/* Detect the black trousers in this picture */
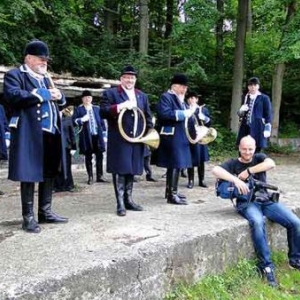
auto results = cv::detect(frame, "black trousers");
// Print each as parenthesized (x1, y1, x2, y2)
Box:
(85, 135, 104, 177)
(43, 132, 62, 179)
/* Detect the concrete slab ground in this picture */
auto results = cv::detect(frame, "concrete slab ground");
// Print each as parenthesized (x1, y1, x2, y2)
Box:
(0, 156, 299, 300)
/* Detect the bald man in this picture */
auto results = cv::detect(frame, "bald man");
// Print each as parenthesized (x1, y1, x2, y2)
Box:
(212, 135, 300, 288)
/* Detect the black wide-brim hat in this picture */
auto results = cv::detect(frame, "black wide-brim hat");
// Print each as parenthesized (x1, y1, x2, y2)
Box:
(81, 90, 92, 98)
(171, 73, 188, 86)
(24, 40, 50, 60)
(120, 66, 138, 77)
(248, 77, 260, 85)
(186, 91, 201, 99)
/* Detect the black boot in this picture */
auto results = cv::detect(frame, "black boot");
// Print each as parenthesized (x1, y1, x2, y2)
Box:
(85, 156, 93, 185)
(38, 179, 69, 223)
(167, 169, 188, 205)
(145, 155, 156, 182)
(96, 152, 108, 182)
(165, 171, 186, 199)
(198, 163, 208, 188)
(124, 175, 143, 211)
(21, 182, 41, 233)
(180, 169, 187, 178)
(113, 174, 126, 216)
(187, 168, 194, 189)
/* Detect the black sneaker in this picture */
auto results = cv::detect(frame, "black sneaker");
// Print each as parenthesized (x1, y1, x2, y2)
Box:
(261, 267, 278, 287)
(289, 260, 300, 270)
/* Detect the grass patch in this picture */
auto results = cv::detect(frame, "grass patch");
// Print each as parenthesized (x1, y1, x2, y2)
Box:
(165, 251, 300, 300)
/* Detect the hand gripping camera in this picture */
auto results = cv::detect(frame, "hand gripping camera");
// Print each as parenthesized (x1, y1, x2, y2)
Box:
(216, 175, 280, 203)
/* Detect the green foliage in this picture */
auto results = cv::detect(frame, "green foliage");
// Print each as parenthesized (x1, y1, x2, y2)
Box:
(165, 251, 300, 300)
(278, 120, 299, 138)
(209, 126, 237, 161)
(266, 143, 295, 155)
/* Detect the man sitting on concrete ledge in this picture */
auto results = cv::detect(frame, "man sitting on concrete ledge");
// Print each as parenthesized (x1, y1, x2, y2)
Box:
(212, 135, 300, 288)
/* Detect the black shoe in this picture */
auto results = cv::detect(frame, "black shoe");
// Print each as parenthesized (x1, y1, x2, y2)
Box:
(177, 193, 187, 199)
(146, 175, 157, 182)
(199, 181, 208, 188)
(187, 181, 194, 189)
(38, 212, 69, 224)
(22, 216, 41, 233)
(0, 190, 5, 196)
(260, 267, 278, 287)
(67, 187, 75, 192)
(87, 177, 93, 185)
(167, 195, 188, 205)
(96, 177, 109, 183)
(289, 260, 300, 270)
(125, 202, 143, 211)
(117, 209, 126, 216)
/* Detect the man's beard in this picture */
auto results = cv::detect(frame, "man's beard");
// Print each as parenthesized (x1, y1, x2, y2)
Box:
(35, 65, 47, 75)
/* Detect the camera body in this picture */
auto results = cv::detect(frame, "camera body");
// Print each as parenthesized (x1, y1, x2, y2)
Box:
(249, 177, 280, 203)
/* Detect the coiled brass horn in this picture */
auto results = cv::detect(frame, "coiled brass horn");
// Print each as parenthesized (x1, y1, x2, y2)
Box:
(118, 107, 160, 149)
(184, 113, 217, 145)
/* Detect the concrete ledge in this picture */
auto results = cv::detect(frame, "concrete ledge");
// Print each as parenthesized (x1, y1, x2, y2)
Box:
(0, 162, 299, 299)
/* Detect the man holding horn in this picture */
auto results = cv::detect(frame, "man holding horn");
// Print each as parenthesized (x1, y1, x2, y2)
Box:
(101, 66, 154, 216)
(3, 39, 68, 233)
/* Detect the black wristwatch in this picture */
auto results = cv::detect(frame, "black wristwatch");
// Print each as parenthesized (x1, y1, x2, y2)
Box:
(247, 168, 252, 176)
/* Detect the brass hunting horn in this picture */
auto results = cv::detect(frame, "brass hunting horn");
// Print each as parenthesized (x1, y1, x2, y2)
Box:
(118, 107, 160, 149)
(184, 106, 217, 145)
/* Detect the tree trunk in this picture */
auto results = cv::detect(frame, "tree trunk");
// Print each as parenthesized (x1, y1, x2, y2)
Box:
(139, 0, 149, 55)
(103, 0, 118, 34)
(230, 0, 249, 133)
(165, 0, 174, 68)
(271, 1, 297, 141)
(271, 63, 285, 142)
(215, 0, 224, 74)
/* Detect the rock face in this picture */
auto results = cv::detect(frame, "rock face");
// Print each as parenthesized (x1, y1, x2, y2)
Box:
(0, 160, 299, 299)
(0, 65, 120, 98)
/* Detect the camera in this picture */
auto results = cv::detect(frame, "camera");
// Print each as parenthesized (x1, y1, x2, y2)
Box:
(249, 177, 280, 203)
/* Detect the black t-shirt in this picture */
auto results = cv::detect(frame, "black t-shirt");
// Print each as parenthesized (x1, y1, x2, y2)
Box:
(220, 153, 268, 183)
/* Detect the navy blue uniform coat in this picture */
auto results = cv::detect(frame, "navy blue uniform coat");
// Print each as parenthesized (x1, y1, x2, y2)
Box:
(155, 92, 192, 169)
(237, 93, 272, 149)
(73, 104, 106, 154)
(101, 86, 153, 175)
(3, 66, 66, 182)
(0, 104, 9, 161)
(189, 106, 210, 166)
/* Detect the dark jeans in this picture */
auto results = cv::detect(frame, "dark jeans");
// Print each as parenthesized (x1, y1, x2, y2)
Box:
(236, 200, 300, 270)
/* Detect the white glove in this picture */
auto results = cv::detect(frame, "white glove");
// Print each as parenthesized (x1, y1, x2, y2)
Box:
(198, 112, 210, 123)
(81, 114, 90, 122)
(263, 123, 271, 138)
(70, 150, 76, 156)
(239, 104, 249, 112)
(5, 139, 10, 148)
(183, 109, 194, 118)
(118, 100, 135, 111)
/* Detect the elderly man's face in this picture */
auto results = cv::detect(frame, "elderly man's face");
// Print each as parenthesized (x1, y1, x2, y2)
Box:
(25, 55, 48, 75)
(172, 84, 188, 96)
(120, 74, 136, 90)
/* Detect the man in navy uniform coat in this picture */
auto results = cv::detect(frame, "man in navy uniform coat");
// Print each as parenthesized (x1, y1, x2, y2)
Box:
(155, 74, 197, 205)
(237, 77, 272, 152)
(3, 40, 68, 233)
(73, 90, 106, 185)
(101, 66, 153, 216)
